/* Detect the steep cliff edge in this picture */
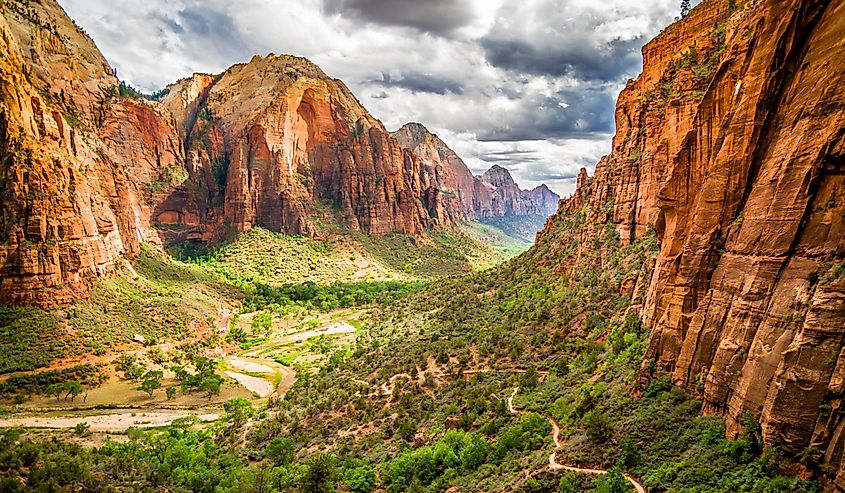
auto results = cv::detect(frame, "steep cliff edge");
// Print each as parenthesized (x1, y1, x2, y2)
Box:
(547, 0, 845, 483)
(0, 0, 151, 305)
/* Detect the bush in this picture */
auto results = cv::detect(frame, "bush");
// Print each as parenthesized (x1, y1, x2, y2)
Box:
(267, 437, 296, 466)
(584, 409, 612, 442)
(343, 463, 376, 493)
(223, 398, 254, 426)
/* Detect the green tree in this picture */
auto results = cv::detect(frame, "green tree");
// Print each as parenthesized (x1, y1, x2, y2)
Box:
(138, 370, 163, 398)
(170, 364, 189, 382)
(223, 398, 254, 427)
(459, 435, 490, 470)
(63, 381, 83, 402)
(300, 454, 337, 493)
(227, 323, 248, 344)
(521, 367, 539, 388)
(618, 436, 638, 467)
(594, 467, 629, 493)
(343, 463, 376, 493)
(741, 410, 763, 455)
(266, 437, 296, 466)
(116, 354, 145, 381)
(165, 386, 176, 400)
(584, 409, 612, 442)
(200, 374, 223, 400)
(46, 383, 65, 402)
(559, 473, 578, 493)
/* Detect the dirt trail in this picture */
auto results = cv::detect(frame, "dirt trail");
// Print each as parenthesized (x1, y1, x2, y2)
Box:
(508, 387, 647, 493)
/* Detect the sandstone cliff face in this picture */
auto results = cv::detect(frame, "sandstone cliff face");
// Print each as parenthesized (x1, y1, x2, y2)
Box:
(392, 123, 560, 221)
(391, 122, 482, 222)
(0, 2, 453, 304)
(548, 0, 845, 483)
(153, 56, 467, 240)
(0, 0, 147, 305)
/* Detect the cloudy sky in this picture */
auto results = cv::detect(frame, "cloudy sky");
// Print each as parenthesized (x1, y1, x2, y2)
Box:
(62, 0, 689, 196)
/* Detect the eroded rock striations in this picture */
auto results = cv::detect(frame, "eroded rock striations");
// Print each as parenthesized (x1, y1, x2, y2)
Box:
(0, 0, 150, 305)
(546, 0, 845, 483)
(157, 56, 456, 241)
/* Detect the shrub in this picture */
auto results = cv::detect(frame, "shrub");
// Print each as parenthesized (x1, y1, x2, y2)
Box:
(584, 409, 612, 442)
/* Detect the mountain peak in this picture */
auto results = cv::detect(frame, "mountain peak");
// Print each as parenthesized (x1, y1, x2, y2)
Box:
(393, 122, 436, 149)
(480, 165, 516, 188)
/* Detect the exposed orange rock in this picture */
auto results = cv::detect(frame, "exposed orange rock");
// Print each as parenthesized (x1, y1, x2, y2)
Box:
(153, 56, 482, 240)
(0, 0, 142, 305)
(549, 0, 845, 484)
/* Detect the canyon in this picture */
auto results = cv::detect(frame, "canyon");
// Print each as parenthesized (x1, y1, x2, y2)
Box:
(1, 0, 844, 489)
(0, 0, 556, 306)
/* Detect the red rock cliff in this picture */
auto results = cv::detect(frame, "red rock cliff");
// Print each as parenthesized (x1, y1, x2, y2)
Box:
(151, 56, 462, 241)
(3, 0, 552, 304)
(548, 0, 845, 483)
(0, 0, 153, 305)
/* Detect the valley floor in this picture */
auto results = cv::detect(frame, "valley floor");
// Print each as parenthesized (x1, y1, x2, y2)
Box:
(0, 223, 824, 493)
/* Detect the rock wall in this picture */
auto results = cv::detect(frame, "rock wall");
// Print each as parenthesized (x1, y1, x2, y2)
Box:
(0, 0, 142, 305)
(550, 0, 845, 484)
(151, 56, 493, 241)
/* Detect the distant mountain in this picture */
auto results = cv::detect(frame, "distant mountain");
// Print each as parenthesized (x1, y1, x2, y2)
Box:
(392, 123, 560, 221)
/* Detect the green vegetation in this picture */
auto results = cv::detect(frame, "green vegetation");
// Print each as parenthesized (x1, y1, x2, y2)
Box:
(243, 281, 419, 314)
(0, 364, 107, 399)
(0, 195, 819, 490)
(169, 226, 504, 286)
(460, 220, 533, 257)
(144, 163, 189, 194)
(177, 357, 224, 400)
(477, 214, 549, 244)
(0, 247, 243, 374)
(137, 370, 163, 398)
(118, 80, 170, 101)
(45, 381, 83, 402)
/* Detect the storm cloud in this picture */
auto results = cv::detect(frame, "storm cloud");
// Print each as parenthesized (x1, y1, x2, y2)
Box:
(369, 72, 466, 95)
(61, 0, 691, 195)
(475, 90, 616, 141)
(323, 0, 478, 35)
(480, 37, 645, 82)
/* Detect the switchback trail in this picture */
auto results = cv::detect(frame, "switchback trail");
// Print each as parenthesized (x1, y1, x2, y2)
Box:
(507, 388, 646, 493)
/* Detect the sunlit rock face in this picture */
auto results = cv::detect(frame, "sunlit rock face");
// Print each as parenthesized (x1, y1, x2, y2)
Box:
(545, 0, 845, 483)
(0, 1, 513, 304)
